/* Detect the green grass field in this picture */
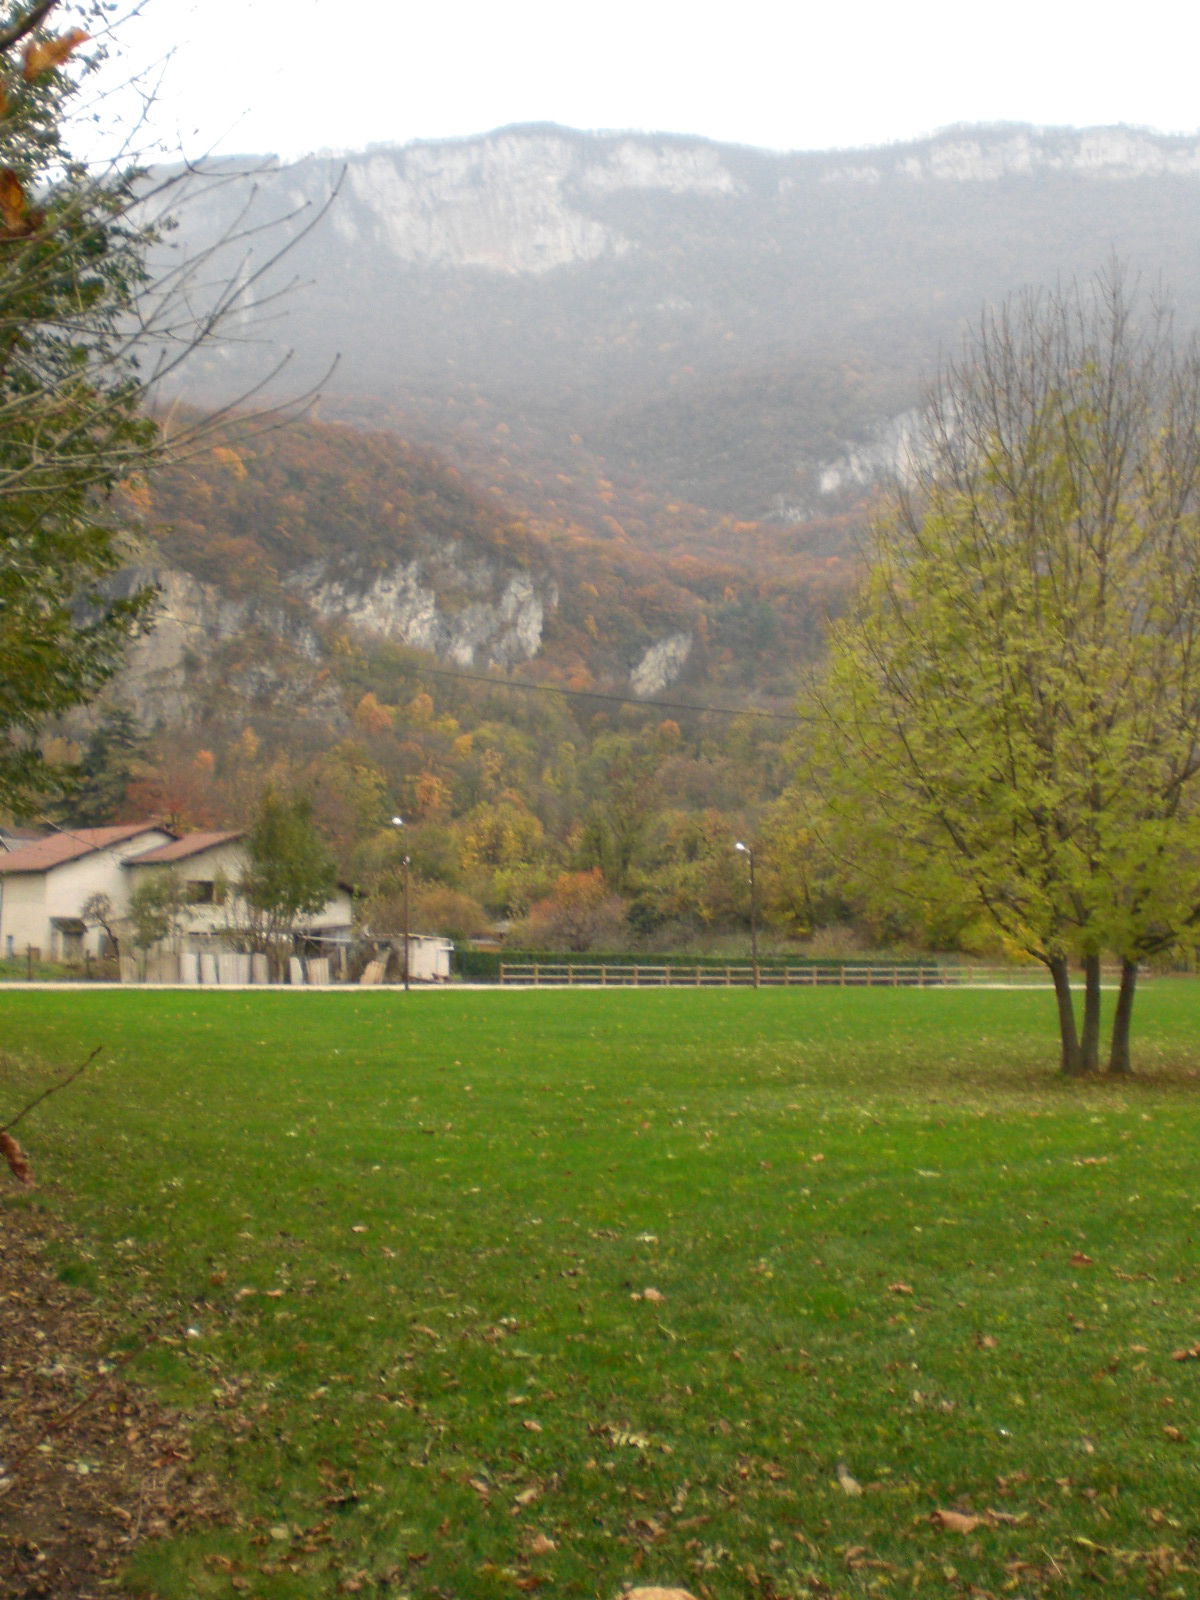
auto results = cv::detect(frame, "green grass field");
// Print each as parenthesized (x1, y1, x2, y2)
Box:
(4, 986, 1200, 1599)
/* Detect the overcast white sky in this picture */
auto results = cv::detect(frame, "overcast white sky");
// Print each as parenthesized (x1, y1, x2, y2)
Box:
(73, 0, 1200, 164)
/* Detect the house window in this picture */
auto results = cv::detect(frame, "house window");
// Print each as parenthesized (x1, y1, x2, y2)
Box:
(187, 880, 215, 904)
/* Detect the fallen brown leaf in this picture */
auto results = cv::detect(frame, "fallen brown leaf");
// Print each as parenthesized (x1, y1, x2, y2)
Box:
(0, 1129, 34, 1186)
(930, 1509, 982, 1533)
(620, 1589, 701, 1600)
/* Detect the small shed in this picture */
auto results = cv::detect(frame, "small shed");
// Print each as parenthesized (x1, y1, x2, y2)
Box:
(407, 934, 454, 981)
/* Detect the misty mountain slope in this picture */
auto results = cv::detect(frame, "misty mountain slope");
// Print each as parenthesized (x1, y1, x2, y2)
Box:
(163, 122, 1200, 530)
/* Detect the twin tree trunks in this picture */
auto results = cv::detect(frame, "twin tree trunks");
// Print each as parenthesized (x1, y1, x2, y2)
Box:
(1050, 955, 1136, 1076)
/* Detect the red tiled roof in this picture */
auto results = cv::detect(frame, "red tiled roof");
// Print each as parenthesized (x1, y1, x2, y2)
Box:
(0, 826, 46, 848)
(125, 831, 244, 865)
(0, 824, 173, 875)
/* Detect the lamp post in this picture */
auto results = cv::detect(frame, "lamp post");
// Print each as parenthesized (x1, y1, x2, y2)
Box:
(735, 840, 759, 989)
(391, 816, 410, 991)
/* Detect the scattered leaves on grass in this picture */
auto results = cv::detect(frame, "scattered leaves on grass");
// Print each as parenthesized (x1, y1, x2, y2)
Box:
(1171, 1343, 1200, 1360)
(888, 1282, 914, 1295)
(0, 1205, 222, 1598)
(1069, 1251, 1095, 1267)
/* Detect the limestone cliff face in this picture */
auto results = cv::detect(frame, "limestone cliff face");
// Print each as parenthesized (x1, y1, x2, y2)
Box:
(111, 542, 560, 722)
(110, 566, 321, 724)
(334, 127, 740, 276)
(630, 632, 693, 698)
(815, 409, 929, 500)
(294, 546, 556, 669)
(820, 125, 1200, 186)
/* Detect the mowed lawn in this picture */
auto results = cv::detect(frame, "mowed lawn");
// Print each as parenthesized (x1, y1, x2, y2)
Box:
(4, 985, 1200, 1599)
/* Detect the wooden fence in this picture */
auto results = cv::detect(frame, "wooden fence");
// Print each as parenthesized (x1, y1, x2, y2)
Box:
(496, 962, 1133, 989)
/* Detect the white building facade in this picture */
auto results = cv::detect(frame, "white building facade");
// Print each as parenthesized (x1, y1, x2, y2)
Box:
(0, 824, 174, 960)
(0, 824, 354, 966)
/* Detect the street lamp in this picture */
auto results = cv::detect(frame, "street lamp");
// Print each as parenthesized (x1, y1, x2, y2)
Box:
(391, 816, 410, 992)
(735, 840, 759, 989)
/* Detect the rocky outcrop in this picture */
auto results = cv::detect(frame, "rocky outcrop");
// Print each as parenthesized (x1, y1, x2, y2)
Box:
(820, 124, 1200, 186)
(108, 566, 321, 724)
(630, 631, 693, 697)
(815, 408, 929, 499)
(292, 548, 556, 669)
(336, 127, 740, 276)
(109, 539, 559, 724)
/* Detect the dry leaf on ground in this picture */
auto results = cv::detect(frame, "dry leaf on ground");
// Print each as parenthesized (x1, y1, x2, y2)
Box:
(621, 1589, 701, 1600)
(930, 1509, 982, 1533)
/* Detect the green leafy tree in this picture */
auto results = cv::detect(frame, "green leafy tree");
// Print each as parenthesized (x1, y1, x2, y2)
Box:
(126, 871, 187, 955)
(0, 4, 160, 809)
(0, 2, 325, 814)
(234, 791, 338, 973)
(809, 270, 1200, 1075)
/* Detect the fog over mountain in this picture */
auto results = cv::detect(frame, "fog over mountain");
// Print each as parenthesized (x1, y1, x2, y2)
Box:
(167, 121, 1200, 530)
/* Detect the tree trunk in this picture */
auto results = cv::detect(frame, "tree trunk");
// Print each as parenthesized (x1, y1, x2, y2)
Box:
(1080, 951, 1102, 1073)
(1108, 957, 1137, 1074)
(1050, 954, 1083, 1075)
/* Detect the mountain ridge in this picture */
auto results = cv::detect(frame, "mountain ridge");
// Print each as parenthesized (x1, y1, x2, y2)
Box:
(165, 119, 1200, 534)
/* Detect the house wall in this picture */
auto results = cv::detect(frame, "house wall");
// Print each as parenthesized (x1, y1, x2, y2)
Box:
(0, 874, 48, 959)
(0, 831, 174, 959)
(125, 845, 354, 950)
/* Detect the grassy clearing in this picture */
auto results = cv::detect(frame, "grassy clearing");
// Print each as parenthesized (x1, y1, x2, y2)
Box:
(3, 986, 1200, 1599)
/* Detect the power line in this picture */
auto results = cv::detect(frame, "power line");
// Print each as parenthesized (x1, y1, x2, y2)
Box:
(393, 659, 806, 722)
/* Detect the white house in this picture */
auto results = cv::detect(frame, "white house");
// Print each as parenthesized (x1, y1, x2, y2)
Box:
(124, 831, 354, 951)
(0, 823, 354, 964)
(0, 823, 174, 960)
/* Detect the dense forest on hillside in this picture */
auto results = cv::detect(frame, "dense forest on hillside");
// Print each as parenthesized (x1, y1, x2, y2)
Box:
(25, 415, 874, 956)
(143, 416, 854, 696)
